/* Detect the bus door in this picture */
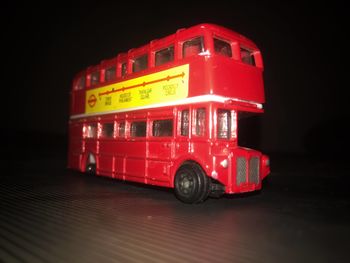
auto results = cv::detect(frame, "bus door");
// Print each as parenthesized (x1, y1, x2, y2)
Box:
(83, 122, 98, 170)
(147, 118, 175, 185)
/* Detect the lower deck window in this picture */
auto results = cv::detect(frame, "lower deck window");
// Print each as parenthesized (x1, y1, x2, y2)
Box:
(180, 110, 189, 136)
(131, 121, 146, 137)
(217, 110, 231, 139)
(84, 123, 97, 138)
(153, 119, 173, 137)
(118, 122, 125, 137)
(195, 108, 206, 136)
(101, 123, 114, 138)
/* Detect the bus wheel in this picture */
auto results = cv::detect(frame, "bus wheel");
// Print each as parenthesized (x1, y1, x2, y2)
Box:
(86, 163, 96, 175)
(174, 163, 210, 204)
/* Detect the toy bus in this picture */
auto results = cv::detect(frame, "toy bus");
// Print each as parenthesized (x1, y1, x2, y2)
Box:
(68, 23, 270, 203)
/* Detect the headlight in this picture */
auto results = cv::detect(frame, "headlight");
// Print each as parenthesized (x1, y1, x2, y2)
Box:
(220, 159, 228, 168)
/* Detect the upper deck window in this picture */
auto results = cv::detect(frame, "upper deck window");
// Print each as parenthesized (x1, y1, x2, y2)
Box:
(183, 37, 204, 58)
(155, 46, 174, 66)
(74, 76, 85, 90)
(214, 38, 232, 58)
(132, 55, 148, 73)
(240, 46, 255, 66)
(121, 62, 127, 77)
(105, 66, 116, 82)
(91, 71, 100, 86)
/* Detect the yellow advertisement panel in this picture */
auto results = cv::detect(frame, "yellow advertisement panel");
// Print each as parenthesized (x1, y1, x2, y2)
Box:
(85, 64, 189, 114)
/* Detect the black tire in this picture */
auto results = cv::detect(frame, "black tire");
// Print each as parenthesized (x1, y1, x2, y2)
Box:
(174, 162, 211, 204)
(86, 163, 96, 175)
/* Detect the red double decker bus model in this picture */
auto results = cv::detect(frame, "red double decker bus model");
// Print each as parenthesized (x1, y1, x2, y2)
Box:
(68, 23, 270, 203)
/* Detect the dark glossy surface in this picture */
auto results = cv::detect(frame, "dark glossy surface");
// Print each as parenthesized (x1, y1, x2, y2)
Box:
(1, 157, 349, 263)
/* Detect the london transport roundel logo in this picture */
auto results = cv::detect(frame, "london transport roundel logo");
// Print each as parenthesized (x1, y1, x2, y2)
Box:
(88, 94, 97, 107)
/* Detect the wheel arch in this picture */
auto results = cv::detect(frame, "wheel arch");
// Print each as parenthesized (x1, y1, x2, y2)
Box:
(171, 157, 208, 188)
(81, 152, 97, 172)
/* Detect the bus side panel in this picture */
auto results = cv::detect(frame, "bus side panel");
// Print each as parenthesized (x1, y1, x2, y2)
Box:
(147, 139, 173, 186)
(97, 139, 115, 177)
(124, 141, 146, 183)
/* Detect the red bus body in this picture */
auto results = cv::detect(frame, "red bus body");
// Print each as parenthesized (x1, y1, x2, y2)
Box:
(68, 24, 270, 203)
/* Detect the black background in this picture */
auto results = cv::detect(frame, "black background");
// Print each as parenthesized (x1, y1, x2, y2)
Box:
(1, 3, 349, 261)
(2, 1, 348, 158)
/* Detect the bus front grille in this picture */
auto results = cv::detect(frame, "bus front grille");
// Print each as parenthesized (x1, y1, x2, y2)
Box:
(236, 156, 260, 186)
(236, 157, 247, 185)
(249, 157, 260, 184)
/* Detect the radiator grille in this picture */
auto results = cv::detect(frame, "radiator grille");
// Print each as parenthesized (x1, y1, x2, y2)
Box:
(236, 157, 247, 185)
(249, 157, 260, 184)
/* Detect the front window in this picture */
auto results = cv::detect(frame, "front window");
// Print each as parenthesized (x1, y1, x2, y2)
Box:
(240, 46, 255, 66)
(183, 37, 204, 58)
(133, 55, 148, 73)
(214, 38, 232, 58)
